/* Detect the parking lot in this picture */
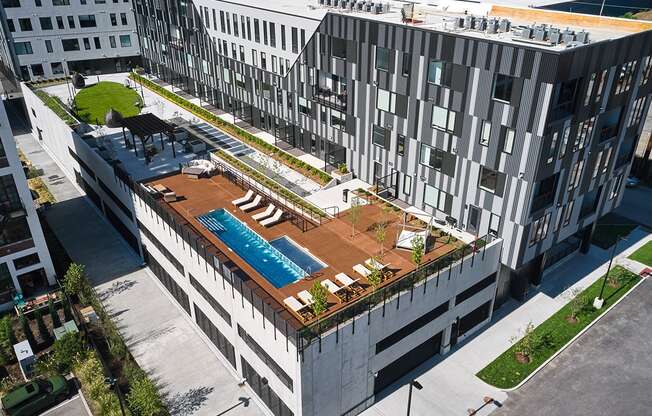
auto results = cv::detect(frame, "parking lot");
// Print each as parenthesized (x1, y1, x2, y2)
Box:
(495, 278, 652, 416)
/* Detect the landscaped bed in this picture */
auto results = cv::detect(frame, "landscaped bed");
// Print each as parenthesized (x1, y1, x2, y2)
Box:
(73, 81, 142, 125)
(628, 241, 652, 267)
(476, 265, 640, 389)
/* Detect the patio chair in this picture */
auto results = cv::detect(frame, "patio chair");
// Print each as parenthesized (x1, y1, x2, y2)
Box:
(260, 208, 284, 227)
(335, 272, 363, 295)
(353, 264, 371, 278)
(365, 258, 389, 271)
(240, 194, 262, 212)
(163, 191, 177, 202)
(283, 295, 312, 321)
(321, 279, 347, 302)
(297, 290, 314, 306)
(252, 204, 276, 221)
(232, 189, 254, 206)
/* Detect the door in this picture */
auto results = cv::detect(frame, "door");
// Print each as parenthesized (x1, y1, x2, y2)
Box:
(373, 161, 383, 183)
(467, 205, 481, 235)
(450, 317, 460, 347)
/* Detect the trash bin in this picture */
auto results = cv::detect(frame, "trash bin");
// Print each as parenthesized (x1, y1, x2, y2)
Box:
(342, 188, 349, 203)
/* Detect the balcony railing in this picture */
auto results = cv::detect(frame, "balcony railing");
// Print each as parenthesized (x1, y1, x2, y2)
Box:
(312, 86, 347, 111)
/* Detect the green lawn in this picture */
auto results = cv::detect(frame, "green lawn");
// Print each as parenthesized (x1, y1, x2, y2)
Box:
(629, 241, 652, 267)
(73, 81, 142, 125)
(591, 213, 638, 249)
(476, 266, 640, 389)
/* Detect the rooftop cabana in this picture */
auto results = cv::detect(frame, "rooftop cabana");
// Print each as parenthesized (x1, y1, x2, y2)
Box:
(121, 113, 176, 164)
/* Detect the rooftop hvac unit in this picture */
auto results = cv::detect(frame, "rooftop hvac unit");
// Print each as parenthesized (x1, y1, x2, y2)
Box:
(562, 31, 575, 44)
(373, 4, 382, 13)
(366, 2, 373, 12)
(498, 18, 511, 32)
(355, 1, 364, 11)
(325, 0, 332, 6)
(455, 17, 465, 28)
(519, 27, 532, 39)
(549, 28, 561, 45)
(383, 2, 390, 13)
(464, 15, 474, 29)
(486, 19, 498, 34)
(576, 30, 589, 44)
(318, 0, 325, 5)
(534, 27, 547, 41)
(473, 17, 487, 31)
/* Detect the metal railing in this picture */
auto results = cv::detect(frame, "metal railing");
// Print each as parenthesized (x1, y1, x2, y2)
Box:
(312, 85, 347, 111)
(296, 233, 500, 349)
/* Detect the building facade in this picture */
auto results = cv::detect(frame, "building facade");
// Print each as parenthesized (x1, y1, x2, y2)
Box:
(0, 101, 55, 308)
(134, 0, 652, 300)
(0, 0, 141, 81)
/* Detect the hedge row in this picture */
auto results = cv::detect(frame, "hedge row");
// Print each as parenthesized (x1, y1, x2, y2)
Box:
(128, 73, 333, 185)
(215, 149, 327, 218)
(34, 90, 77, 125)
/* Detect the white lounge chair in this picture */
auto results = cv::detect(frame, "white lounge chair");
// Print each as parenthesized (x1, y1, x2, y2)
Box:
(336, 272, 363, 295)
(353, 264, 371, 278)
(365, 258, 389, 271)
(232, 189, 254, 206)
(283, 296, 306, 312)
(252, 204, 275, 221)
(260, 208, 283, 227)
(297, 290, 314, 306)
(322, 279, 347, 302)
(240, 194, 262, 212)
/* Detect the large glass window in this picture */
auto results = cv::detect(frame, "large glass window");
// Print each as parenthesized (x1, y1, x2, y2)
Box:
(119, 35, 131, 48)
(78, 15, 96, 28)
(424, 184, 447, 211)
(332, 37, 346, 59)
(419, 143, 443, 170)
(372, 125, 388, 148)
(492, 74, 514, 102)
(529, 213, 551, 246)
(39, 17, 52, 30)
(479, 121, 491, 146)
(376, 89, 396, 113)
(14, 42, 33, 55)
(503, 127, 515, 154)
(479, 166, 499, 193)
(376, 46, 390, 71)
(18, 18, 32, 31)
(427, 60, 443, 85)
(431, 106, 455, 132)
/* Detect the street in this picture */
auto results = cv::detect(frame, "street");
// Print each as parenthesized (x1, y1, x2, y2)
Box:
(495, 278, 652, 416)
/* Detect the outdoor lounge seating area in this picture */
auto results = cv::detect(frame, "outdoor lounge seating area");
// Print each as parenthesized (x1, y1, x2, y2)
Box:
(146, 171, 469, 325)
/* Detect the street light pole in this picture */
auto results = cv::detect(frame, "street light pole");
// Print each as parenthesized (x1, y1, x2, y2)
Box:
(594, 235, 625, 309)
(406, 380, 422, 416)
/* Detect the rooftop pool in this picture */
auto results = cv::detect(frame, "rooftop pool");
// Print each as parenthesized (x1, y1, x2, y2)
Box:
(196, 209, 324, 288)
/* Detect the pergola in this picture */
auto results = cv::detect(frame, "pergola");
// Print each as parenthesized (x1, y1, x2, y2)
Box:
(121, 113, 176, 164)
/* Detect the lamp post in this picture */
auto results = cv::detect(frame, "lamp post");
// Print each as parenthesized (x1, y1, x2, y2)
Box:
(104, 377, 127, 416)
(406, 380, 422, 416)
(594, 234, 626, 309)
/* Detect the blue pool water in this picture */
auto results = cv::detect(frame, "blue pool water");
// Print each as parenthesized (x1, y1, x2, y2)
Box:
(270, 236, 325, 275)
(196, 209, 313, 288)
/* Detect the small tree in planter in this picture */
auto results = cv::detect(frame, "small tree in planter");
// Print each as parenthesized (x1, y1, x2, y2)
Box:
(348, 202, 362, 238)
(309, 281, 328, 320)
(34, 309, 52, 345)
(566, 287, 588, 324)
(510, 322, 537, 364)
(63, 263, 86, 300)
(374, 221, 388, 257)
(48, 299, 61, 328)
(367, 263, 383, 298)
(411, 235, 425, 279)
(19, 313, 35, 349)
(607, 267, 626, 288)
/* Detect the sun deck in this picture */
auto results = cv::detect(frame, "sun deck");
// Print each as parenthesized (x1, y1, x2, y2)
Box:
(146, 171, 468, 325)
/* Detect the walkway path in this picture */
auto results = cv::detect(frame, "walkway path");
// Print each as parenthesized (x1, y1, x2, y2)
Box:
(15, 131, 263, 416)
(362, 228, 652, 416)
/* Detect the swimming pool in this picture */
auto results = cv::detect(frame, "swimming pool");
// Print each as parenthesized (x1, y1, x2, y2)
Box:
(196, 209, 319, 288)
(270, 236, 325, 275)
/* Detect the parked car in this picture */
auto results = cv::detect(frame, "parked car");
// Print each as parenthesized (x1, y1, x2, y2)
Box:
(1, 375, 69, 416)
(626, 176, 640, 187)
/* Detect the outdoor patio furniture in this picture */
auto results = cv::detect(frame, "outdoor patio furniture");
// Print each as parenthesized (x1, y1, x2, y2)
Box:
(260, 208, 283, 227)
(240, 194, 262, 212)
(297, 290, 314, 306)
(152, 184, 167, 193)
(252, 204, 275, 221)
(232, 189, 254, 206)
(353, 264, 371, 278)
(321, 279, 347, 302)
(163, 191, 177, 202)
(335, 273, 363, 294)
(182, 166, 204, 179)
(283, 295, 312, 321)
(396, 229, 429, 250)
(365, 258, 390, 271)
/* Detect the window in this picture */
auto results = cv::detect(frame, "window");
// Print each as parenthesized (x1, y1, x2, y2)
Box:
(260, 52, 266, 70)
(45, 40, 53, 53)
(83, 38, 90, 50)
(78, 15, 96, 28)
(56, 16, 64, 29)
(568, 160, 584, 190)
(225, 12, 231, 35)
(93, 37, 100, 49)
(376, 89, 396, 113)
(301, 28, 306, 48)
(431, 105, 455, 132)
(237, 325, 293, 391)
(479, 121, 491, 146)
(120, 12, 127, 25)
(419, 143, 443, 170)
(592, 150, 603, 178)
(219, 11, 225, 32)
(615, 60, 637, 95)
(493, 74, 514, 102)
(251, 49, 257, 67)
(67, 16, 75, 28)
(119, 35, 131, 48)
(39, 17, 52, 30)
(234, 73, 245, 90)
(233, 14, 239, 37)
(610, 175, 623, 199)
(15, 42, 33, 55)
(18, 18, 32, 31)
(503, 127, 515, 154)
(627, 97, 646, 128)
(563, 200, 575, 226)
(424, 184, 448, 211)
(110, 13, 117, 26)
(1, 0, 20, 7)
(262, 20, 268, 45)
(397, 134, 406, 156)
(331, 37, 346, 59)
(529, 213, 551, 245)
(575, 116, 596, 150)
(599, 108, 622, 141)
(298, 97, 311, 116)
(269, 22, 276, 47)
(51, 62, 63, 75)
(455, 274, 497, 306)
(372, 125, 388, 148)
(602, 147, 612, 173)
(401, 53, 411, 76)
(376, 46, 390, 71)
(376, 300, 448, 354)
(13, 253, 39, 270)
(489, 213, 501, 235)
(254, 18, 260, 42)
(239, 45, 245, 62)
(641, 56, 652, 86)
(331, 109, 346, 130)
(427, 59, 443, 84)
(109, 36, 116, 48)
(6, 20, 14, 32)
(403, 174, 411, 195)
(479, 166, 499, 193)
(559, 126, 570, 159)
(231, 43, 237, 60)
(31, 64, 44, 77)
(548, 131, 558, 163)
(280, 24, 286, 50)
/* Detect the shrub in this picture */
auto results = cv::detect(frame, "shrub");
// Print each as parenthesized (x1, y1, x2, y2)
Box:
(34, 309, 51, 345)
(0, 316, 16, 362)
(62, 297, 74, 322)
(19, 314, 35, 349)
(127, 376, 166, 416)
(48, 332, 88, 374)
(48, 299, 62, 329)
(74, 354, 123, 416)
(33, 91, 77, 125)
(63, 263, 86, 299)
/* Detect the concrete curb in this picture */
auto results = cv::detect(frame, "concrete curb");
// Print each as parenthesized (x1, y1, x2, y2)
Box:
(501, 275, 647, 392)
(77, 386, 94, 416)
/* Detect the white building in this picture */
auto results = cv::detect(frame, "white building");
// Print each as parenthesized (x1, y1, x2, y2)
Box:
(0, 101, 55, 308)
(0, 0, 140, 80)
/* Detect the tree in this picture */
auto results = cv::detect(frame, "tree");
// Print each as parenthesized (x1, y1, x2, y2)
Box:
(567, 287, 588, 323)
(0, 316, 16, 363)
(309, 281, 328, 318)
(411, 235, 425, 277)
(48, 299, 62, 329)
(48, 333, 88, 374)
(34, 309, 52, 345)
(62, 297, 74, 323)
(367, 263, 383, 291)
(374, 222, 388, 257)
(19, 313, 35, 349)
(63, 263, 86, 299)
(126, 377, 166, 416)
(348, 202, 362, 238)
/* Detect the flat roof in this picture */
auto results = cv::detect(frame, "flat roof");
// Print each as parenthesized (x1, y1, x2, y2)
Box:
(147, 172, 468, 326)
(224, 0, 652, 50)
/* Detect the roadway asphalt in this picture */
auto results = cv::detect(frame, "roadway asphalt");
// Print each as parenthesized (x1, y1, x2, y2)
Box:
(495, 278, 652, 416)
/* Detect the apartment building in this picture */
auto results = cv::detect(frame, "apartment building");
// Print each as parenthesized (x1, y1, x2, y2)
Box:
(0, 0, 140, 81)
(0, 102, 55, 309)
(19, 1, 652, 416)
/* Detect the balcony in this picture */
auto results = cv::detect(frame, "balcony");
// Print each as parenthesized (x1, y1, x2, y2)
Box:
(313, 85, 347, 111)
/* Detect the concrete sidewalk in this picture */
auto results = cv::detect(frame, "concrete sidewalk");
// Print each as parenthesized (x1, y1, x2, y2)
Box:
(16, 132, 263, 416)
(362, 228, 652, 416)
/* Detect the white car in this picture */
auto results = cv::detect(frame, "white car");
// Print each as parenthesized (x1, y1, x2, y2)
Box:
(626, 176, 640, 187)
